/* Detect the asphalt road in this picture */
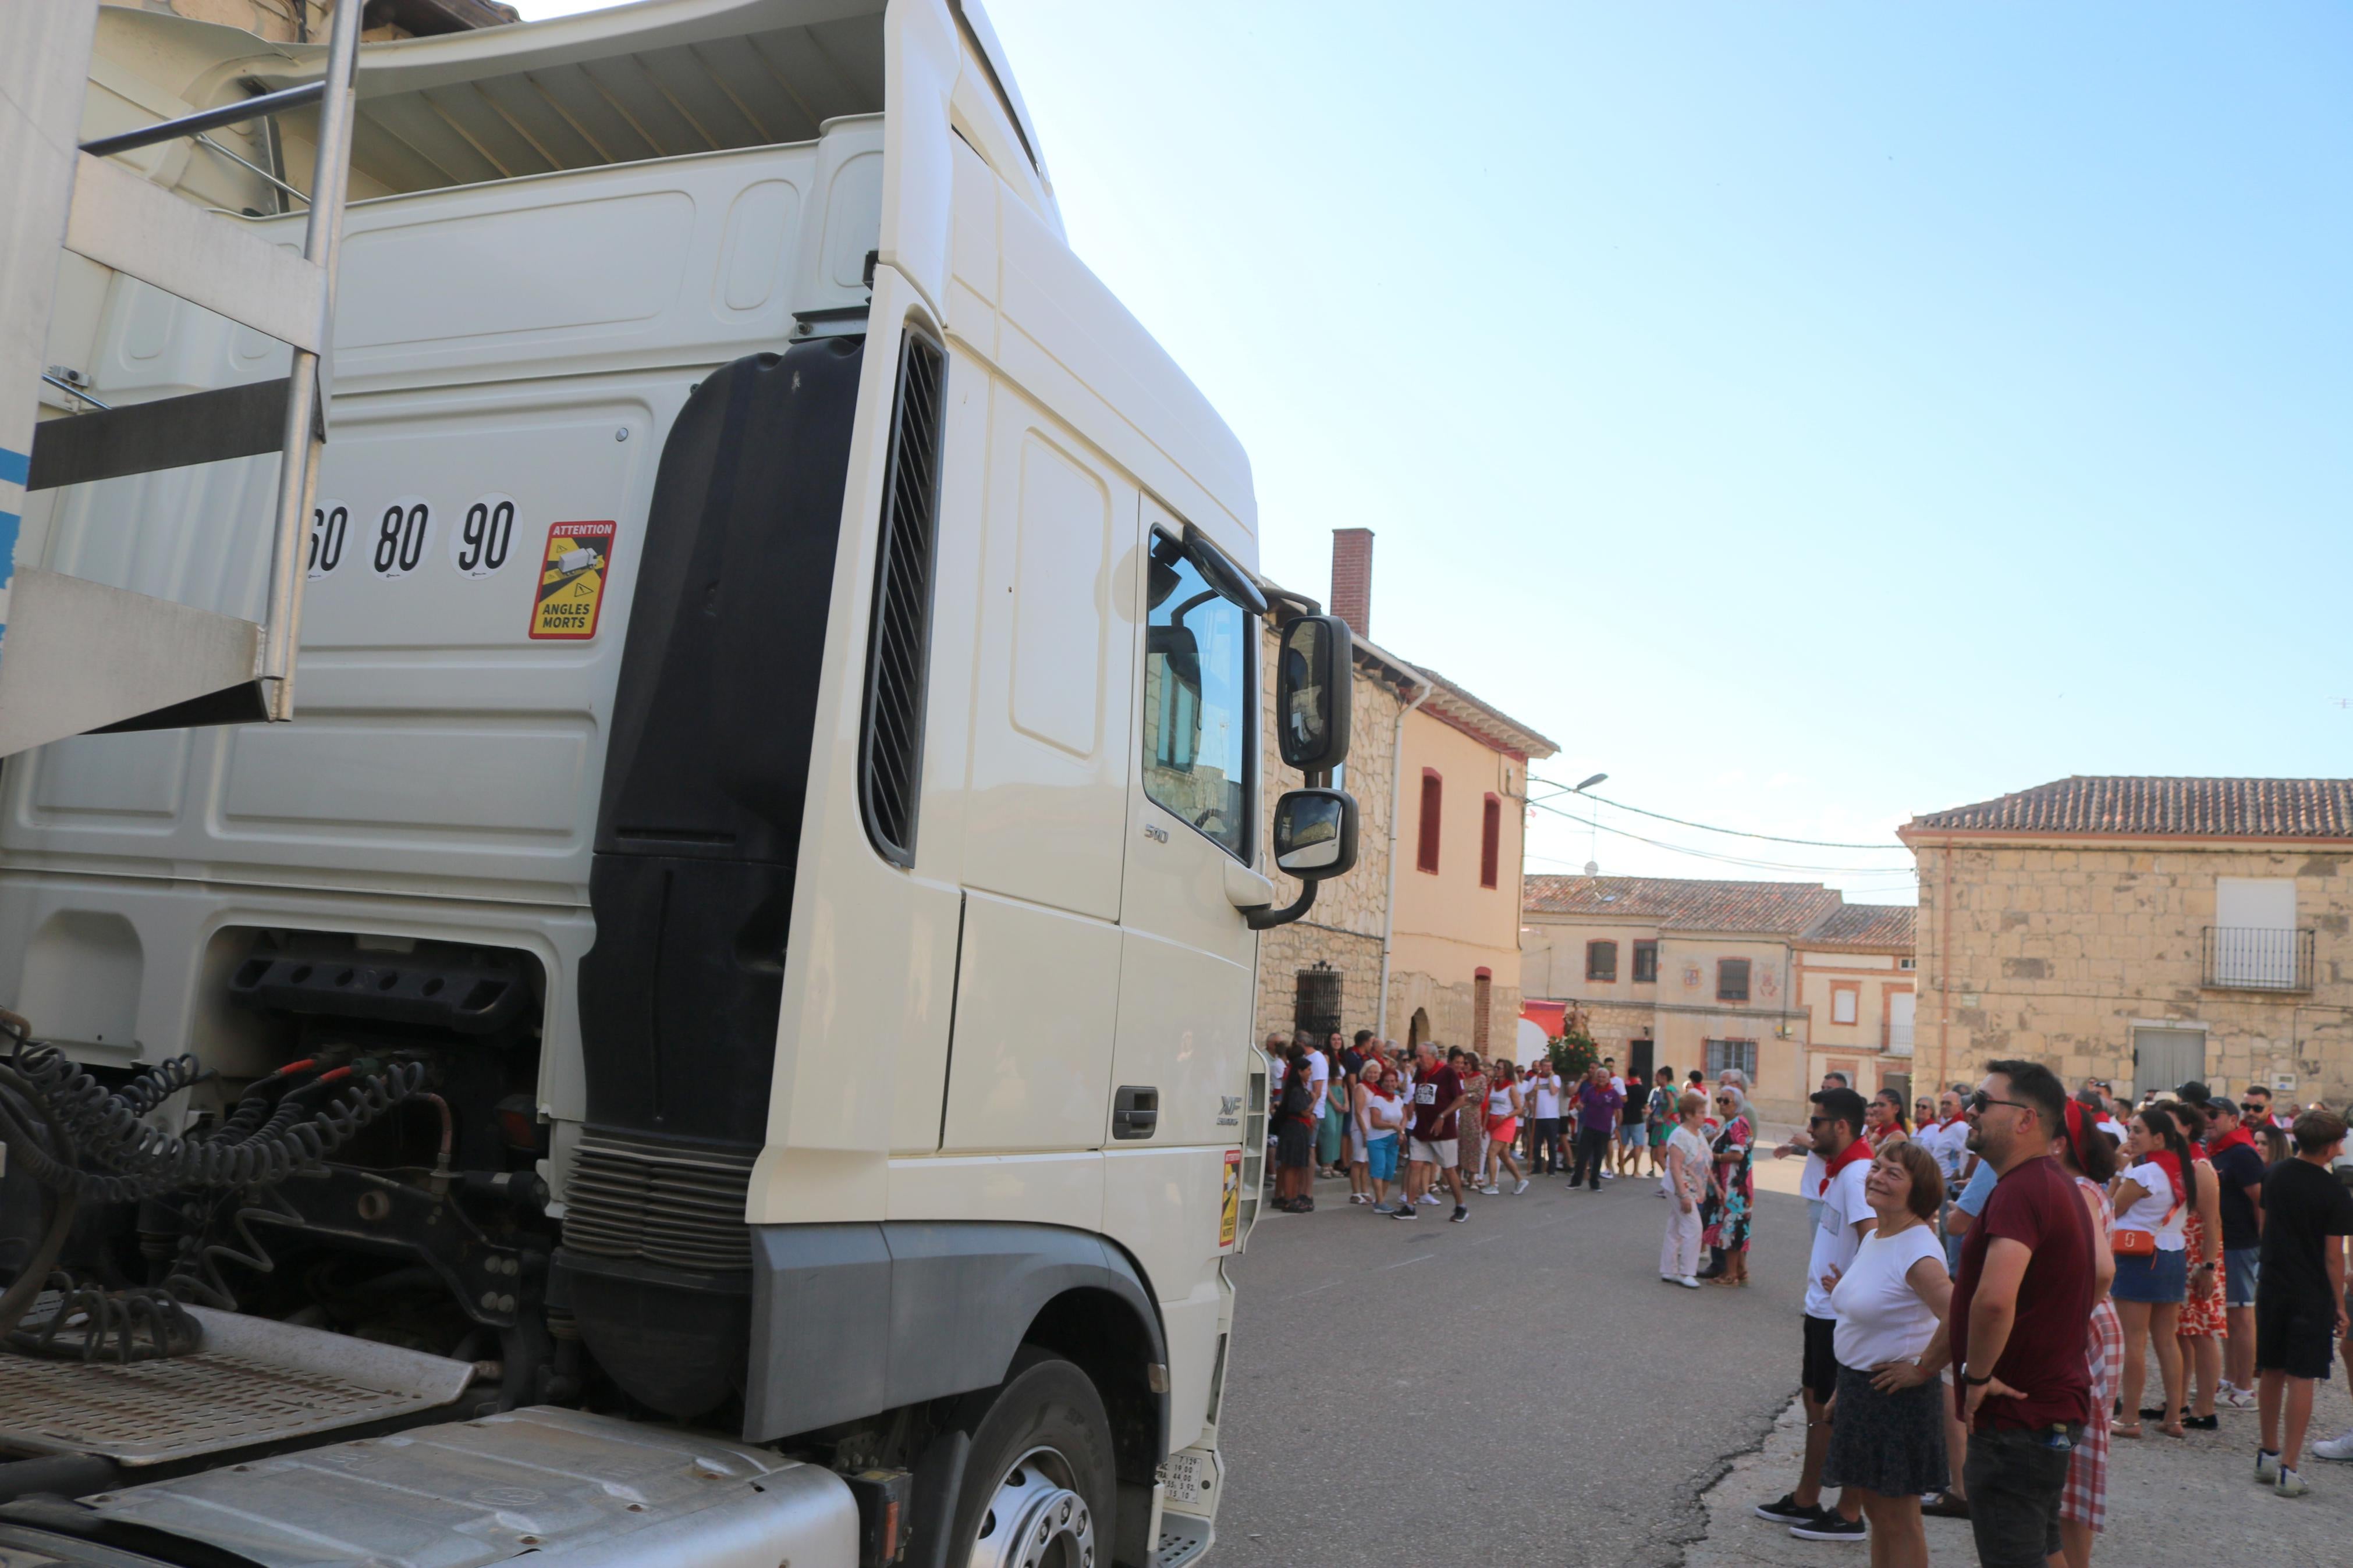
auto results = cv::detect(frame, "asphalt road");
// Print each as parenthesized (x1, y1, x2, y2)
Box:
(1213, 1158, 1817, 1568)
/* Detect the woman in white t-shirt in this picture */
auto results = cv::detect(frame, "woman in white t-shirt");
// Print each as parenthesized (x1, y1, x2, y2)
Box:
(1660, 1091, 1711, 1286)
(1821, 1140, 1953, 1567)
(2108, 1104, 2193, 1440)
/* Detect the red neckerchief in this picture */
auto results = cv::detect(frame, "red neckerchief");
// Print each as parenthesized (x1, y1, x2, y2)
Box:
(1864, 1123, 1901, 1150)
(2142, 1148, 2186, 1210)
(1818, 1135, 1872, 1196)
(1939, 1112, 1966, 1129)
(2207, 1127, 2254, 1159)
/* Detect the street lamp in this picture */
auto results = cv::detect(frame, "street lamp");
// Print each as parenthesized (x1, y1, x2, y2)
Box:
(1573, 772, 1607, 792)
(1571, 772, 1606, 874)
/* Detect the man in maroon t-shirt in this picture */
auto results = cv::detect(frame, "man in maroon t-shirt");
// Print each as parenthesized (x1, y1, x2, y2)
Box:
(1949, 1060, 2094, 1568)
(1397, 1040, 1468, 1223)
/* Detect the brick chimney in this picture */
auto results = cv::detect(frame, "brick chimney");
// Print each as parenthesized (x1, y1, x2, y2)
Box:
(1330, 528, 1373, 641)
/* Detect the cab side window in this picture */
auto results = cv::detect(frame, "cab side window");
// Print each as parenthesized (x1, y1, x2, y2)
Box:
(1141, 529, 1252, 858)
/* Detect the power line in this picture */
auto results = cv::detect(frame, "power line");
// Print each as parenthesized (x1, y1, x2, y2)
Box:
(1526, 796, 1920, 878)
(1526, 776, 1907, 851)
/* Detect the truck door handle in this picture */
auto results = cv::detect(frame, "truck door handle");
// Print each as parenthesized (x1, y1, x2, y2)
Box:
(1112, 1086, 1159, 1141)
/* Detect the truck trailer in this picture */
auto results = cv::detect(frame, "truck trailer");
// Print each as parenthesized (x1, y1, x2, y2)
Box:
(0, 4, 1361, 1566)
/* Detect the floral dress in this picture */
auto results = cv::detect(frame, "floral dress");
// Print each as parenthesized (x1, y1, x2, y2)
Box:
(2177, 1206, 2226, 1338)
(1457, 1070, 1489, 1179)
(1702, 1114, 1754, 1253)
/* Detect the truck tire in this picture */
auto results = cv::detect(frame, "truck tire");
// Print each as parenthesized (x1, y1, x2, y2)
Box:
(944, 1347, 1115, 1568)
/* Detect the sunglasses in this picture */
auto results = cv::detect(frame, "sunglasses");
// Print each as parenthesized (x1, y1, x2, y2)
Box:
(2240, 1101, 2266, 1112)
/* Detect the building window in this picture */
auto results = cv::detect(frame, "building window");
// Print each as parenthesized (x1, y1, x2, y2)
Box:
(1416, 769, 1442, 874)
(1473, 968, 1492, 1051)
(1830, 983, 1859, 1026)
(1587, 940, 1618, 982)
(1479, 794, 1502, 889)
(1293, 966, 1343, 1045)
(1716, 958, 1751, 1002)
(1705, 1038, 1758, 1079)
(1632, 940, 1658, 983)
(2210, 876, 2305, 990)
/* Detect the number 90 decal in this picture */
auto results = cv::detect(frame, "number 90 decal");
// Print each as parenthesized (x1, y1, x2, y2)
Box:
(307, 500, 350, 579)
(450, 492, 518, 578)
(371, 496, 435, 578)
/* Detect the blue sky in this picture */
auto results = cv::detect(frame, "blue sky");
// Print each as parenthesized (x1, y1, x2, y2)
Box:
(514, 2, 2353, 902)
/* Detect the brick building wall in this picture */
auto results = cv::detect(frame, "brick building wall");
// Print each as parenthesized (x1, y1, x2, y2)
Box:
(1912, 840, 2353, 1104)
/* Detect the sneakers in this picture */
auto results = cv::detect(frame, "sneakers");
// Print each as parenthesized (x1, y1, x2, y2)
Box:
(1514, 1178, 1530, 1195)
(1449, 1206, 1469, 1223)
(1389, 1203, 1418, 1220)
(1418, 1191, 1443, 1206)
(2276, 1466, 2310, 1499)
(2256, 1449, 2282, 1484)
(2219, 1386, 2257, 1410)
(1752, 1494, 1815, 1526)
(2312, 1428, 2353, 1462)
(1787, 1509, 1867, 1542)
(1479, 1185, 1501, 1197)
(1676, 1275, 1702, 1289)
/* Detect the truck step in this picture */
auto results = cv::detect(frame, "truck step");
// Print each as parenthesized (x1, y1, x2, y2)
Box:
(1155, 1511, 1214, 1568)
(0, 1306, 473, 1467)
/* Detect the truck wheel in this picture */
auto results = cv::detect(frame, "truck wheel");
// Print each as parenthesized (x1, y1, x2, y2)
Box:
(947, 1349, 1115, 1568)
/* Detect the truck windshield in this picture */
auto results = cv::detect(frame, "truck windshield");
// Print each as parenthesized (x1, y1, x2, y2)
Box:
(1142, 528, 1252, 859)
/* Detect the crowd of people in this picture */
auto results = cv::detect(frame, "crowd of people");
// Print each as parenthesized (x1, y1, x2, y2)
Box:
(1743, 1066, 2353, 1567)
(1266, 1032, 2353, 1566)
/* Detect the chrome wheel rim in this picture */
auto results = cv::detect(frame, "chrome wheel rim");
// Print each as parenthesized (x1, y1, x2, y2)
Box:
(967, 1443, 1096, 1568)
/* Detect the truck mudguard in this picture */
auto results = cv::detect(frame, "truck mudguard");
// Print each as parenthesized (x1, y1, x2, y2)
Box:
(744, 1221, 1166, 1448)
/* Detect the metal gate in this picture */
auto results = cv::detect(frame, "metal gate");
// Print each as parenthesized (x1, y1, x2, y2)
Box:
(1294, 966, 1343, 1046)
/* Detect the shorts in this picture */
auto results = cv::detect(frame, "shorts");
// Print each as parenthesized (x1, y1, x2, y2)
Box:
(1275, 1119, 1314, 1170)
(1802, 1314, 1839, 1405)
(2255, 1292, 2340, 1381)
(1365, 1134, 1399, 1183)
(2110, 1248, 2187, 1304)
(1617, 1122, 1643, 1146)
(2224, 1247, 2259, 1309)
(1486, 1115, 1518, 1143)
(1408, 1137, 1457, 1168)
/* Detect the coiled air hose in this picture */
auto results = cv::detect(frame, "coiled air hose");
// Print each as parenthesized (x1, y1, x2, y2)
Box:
(0, 1008, 420, 1358)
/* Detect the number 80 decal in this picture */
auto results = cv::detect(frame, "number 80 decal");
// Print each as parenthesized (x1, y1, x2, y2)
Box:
(372, 495, 434, 578)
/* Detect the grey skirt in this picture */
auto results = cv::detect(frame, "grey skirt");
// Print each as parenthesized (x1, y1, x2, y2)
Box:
(1823, 1363, 1948, 1498)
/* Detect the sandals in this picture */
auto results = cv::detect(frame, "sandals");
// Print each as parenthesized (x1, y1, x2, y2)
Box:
(2110, 1422, 2143, 1439)
(1920, 1491, 1970, 1520)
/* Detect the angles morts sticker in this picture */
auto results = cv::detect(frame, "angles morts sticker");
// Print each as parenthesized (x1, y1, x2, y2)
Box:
(530, 521, 616, 640)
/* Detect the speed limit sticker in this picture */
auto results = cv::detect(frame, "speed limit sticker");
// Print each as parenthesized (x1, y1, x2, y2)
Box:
(450, 492, 519, 578)
(529, 520, 616, 640)
(370, 496, 435, 578)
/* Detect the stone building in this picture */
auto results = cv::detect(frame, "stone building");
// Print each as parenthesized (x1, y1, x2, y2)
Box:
(1520, 875, 1912, 1121)
(1901, 776, 2353, 1107)
(1251, 531, 1555, 1057)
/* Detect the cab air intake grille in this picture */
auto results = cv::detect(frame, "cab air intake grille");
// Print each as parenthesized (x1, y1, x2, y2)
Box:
(560, 1132, 755, 1274)
(858, 329, 947, 869)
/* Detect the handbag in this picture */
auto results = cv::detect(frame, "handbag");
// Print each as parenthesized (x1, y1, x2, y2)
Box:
(2113, 1194, 2180, 1258)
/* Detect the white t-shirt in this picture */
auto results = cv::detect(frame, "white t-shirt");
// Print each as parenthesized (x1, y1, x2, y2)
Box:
(1666, 1125, 1712, 1200)
(2118, 1160, 2187, 1250)
(1609, 1074, 1626, 1095)
(1804, 1157, 1875, 1319)
(1830, 1222, 1946, 1370)
(1304, 1050, 1330, 1114)
(1800, 1148, 1826, 1189)
(1365, 1087, 1404, 1136)
(1528, 1077, 1561, 1119)
(1918, 1118, 1970, 1182)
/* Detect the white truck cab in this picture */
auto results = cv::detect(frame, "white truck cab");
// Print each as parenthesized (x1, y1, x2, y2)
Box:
(0, 5, 1360, 1567)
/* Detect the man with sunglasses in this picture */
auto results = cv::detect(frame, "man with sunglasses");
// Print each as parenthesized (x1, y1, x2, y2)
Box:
(1946, 1062, 2096, 1568)
(2244, 1083, 2291, 1133)
(1754, 1085, 1873, 1544)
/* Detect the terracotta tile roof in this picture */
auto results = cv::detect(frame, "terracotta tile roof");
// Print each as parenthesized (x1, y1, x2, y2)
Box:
(1406, 666, 1560, 762)
(1807, 903, 1916, 950)
(1523, 874, 1844, 934)
(1903, 777, 2353, 841)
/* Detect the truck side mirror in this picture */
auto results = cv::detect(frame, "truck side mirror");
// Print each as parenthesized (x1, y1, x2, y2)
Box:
(1275, 614, 1351, 773)
(1272, 788, 1358, 880)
